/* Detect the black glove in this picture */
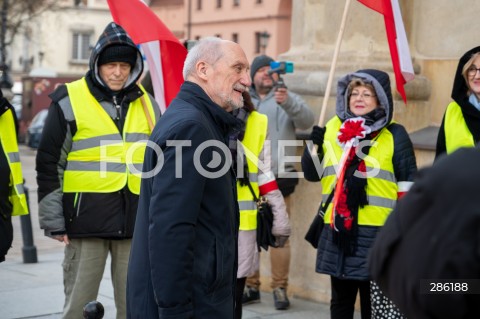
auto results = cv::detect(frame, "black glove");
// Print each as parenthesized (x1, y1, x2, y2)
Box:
(310, 125, 326, 147)
(275, 235, 289, 248)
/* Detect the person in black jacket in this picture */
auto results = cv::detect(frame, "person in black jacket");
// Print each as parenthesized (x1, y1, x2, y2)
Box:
(301, 69, 417, 318)
(36, 22, 159, 318)
(369, 146, 480, 319)
(0, 91, 29, 263)
(436, 46, 480, 159)
(126, 37, 251, 318)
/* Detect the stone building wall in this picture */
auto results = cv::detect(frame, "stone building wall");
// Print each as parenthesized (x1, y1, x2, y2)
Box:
(257, 0, 480, 304)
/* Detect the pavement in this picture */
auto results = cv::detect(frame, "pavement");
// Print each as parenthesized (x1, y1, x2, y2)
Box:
(0, 145, 359, 319)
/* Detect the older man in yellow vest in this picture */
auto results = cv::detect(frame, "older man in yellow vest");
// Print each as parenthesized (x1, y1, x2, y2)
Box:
(36, 22, 159, 319)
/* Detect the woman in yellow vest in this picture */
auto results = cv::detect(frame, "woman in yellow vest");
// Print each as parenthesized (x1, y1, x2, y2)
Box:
(232, 92, 291, 319)
(0, 93, 29, 263)
(436, 46, 480, 158)
(302, 69, 417, 319)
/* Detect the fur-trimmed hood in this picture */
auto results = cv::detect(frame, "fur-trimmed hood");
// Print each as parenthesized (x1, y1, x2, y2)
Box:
(336, 69, 393, 132)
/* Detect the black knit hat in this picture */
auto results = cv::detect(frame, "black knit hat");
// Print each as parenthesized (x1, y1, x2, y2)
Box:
(250, 55, 274, 79)
(98, 44, 137, 68)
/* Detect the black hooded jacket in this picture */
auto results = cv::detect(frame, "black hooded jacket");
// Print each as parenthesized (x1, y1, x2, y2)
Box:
(36, 22, 160, 239)
(0, 97, 18, 262)
(301, 69, 417, 280)
(435, 46, 480, 158)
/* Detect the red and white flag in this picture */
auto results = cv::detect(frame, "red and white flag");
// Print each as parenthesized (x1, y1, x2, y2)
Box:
(357, 0, 414, 103)
(107, 0, 187, 113)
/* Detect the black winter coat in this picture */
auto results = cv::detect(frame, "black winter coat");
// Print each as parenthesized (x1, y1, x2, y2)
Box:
(436, 46, 480, 159)
(36, 22, 159, 239)
(301, 69, 417, 280)
(0, 102, 18, 262)
(369, 147, 480, 319)
(127, 81, 240, 319)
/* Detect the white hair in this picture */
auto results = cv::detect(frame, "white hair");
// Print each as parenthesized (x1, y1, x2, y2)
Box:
(182, 37, 225, 79)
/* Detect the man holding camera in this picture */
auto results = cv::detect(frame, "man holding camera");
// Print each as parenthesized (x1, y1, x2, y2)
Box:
(244, 55, 314, 310)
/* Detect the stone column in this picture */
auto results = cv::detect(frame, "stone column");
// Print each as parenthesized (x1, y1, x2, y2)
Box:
(281, 0, 430, 130)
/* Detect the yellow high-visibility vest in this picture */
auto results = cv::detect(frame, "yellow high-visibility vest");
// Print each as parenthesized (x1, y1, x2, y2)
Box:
(444, 101, 475, 154)
(320, 117, 397, 226)
(0, 109, 28, 216)
(237, 111, 268, 231)
(63, 78, 156, 195)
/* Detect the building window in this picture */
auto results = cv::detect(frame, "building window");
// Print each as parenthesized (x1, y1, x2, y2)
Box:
(233, 0, 240, 6)
(255, 32, 261, 54)
(74, 0, 87, 6)
(256, 0, 262, 3)
(197, 0, 202, 10)
(71, 32, 91, 61)
(232, 33, 238, 43)
(217, 0, 222, 8)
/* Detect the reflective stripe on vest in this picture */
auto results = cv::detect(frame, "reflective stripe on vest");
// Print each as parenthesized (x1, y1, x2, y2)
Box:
(0, 109, 28, 216)
(320, 117, 397, 226)
(64, 78, 155, 194)
(237, 111, 268, 231)
(444, 102, 475, 154)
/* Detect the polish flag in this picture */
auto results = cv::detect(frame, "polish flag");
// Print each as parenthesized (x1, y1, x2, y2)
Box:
(107, 0, 187, 113)
(357, 0, 414, 103)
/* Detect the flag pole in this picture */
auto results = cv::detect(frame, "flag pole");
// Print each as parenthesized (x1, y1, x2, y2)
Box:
(311, 0, 352, 156)
(318, 0, 352, 127)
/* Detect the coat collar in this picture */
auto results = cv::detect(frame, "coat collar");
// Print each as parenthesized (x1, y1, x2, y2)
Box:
(177, 81, 241, 136)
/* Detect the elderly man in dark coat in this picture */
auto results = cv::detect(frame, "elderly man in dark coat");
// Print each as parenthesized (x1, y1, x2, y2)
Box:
(127, 37, 251, 319)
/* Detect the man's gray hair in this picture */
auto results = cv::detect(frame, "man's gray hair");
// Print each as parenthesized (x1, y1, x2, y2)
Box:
(182, 37, 225, 79)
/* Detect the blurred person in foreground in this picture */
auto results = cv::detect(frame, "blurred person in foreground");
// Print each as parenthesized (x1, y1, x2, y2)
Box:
(36, 22, 159, 318)
(127, 37, 250, 318)
(244, 55, 314, 310)
(436, 46, 480, 159)
(301, 69, 417, 318)
(233, 91, 291, 318)
(0, 90, 29, 263)
(370, 145, 480, 319)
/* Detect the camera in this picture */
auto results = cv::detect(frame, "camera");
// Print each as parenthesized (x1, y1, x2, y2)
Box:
(267, 61, 294, 89)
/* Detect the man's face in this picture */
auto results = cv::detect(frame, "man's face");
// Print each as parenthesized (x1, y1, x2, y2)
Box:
(99, 62, 132, 91)
(203, 42, 251, 112)
(253, 65, 277, 93)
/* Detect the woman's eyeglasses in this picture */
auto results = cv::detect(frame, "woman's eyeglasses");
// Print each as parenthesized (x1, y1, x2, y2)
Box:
(350, 92, 376, 100)
(467, 67, 480, 77)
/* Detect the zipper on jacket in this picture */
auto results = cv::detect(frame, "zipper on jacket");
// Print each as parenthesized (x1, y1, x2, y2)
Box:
(75, 193, 83, 217)
(276, 106, 279, 132)
(113, 96, 121, 123)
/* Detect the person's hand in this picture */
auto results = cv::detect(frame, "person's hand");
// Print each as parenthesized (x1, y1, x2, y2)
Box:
(52, 234, 70, 245)
(274, 87, 288, 104)
(310, 125, 326, 147)
(275, 235, 289, 248)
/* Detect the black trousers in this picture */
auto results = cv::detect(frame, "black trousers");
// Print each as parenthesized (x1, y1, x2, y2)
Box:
(330, 276, 371, 319)
(235, 277, 247, 319)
